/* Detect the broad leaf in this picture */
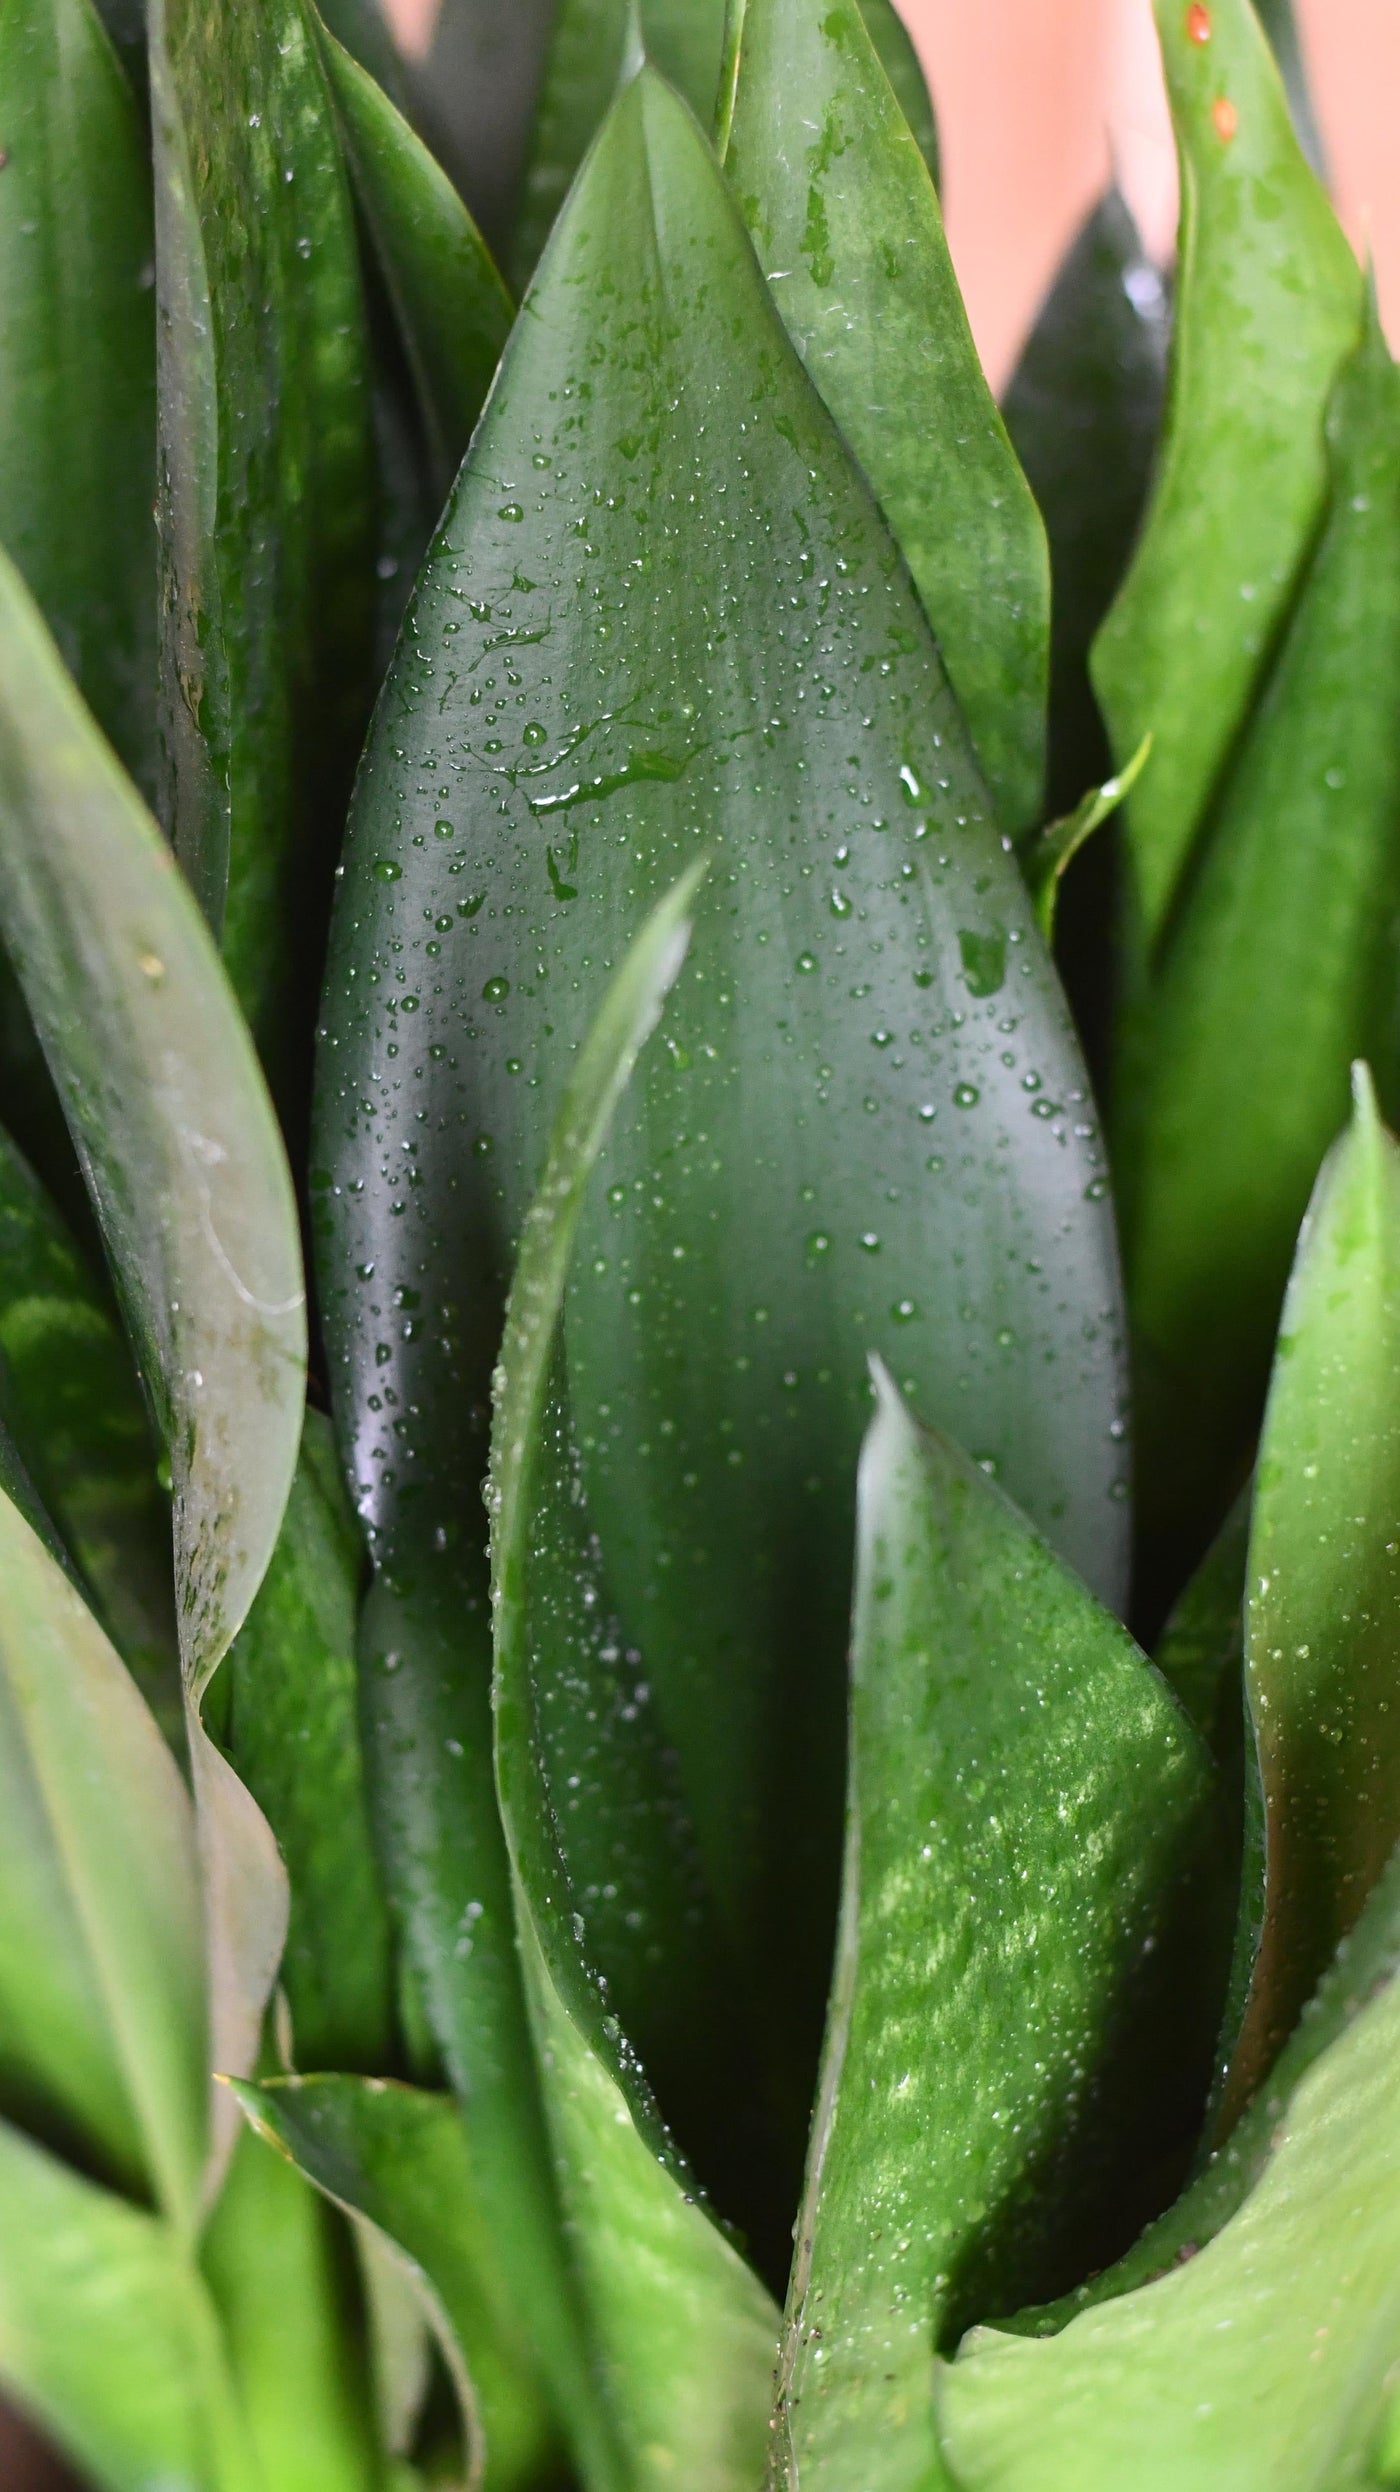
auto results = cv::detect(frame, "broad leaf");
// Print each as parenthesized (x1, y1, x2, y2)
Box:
(0, 1120, 178, 1733)
(1119, 301, 1400, 1592)
(940, 1901, 1400, 2492)
(490, 863, 780, 2489)
(1221, 1069, 1400, 2119)
(0, 2117, 255, 2492)
(316, 67, 1128, 2218)
(226, 1412, 392, 2074)
(233, 2075, 569, 2492)
(150, 0, 376, 1099)
(1093, 0, 1362, 948)
(202, 2123, 380, 2492)
(722, 0, 1048, 832)
(0, 0, 156, 796)
(1003, 190, 1168, 821)
(0, 1486, 205, 2226)
(0, 550, 305, 2167)
(318, 19, 513, 504)
(772, 1368, 1220, 2492)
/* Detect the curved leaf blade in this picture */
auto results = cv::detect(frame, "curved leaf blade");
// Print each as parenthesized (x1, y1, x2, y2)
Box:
(1093, 0, 1362, 948)
(773, 1369, 1220, 2491)
(317, 19, 513, 505)
(851, 0, 938, 188)
(490, 863, 780, 2489)
(0, 0, 156, 797)
(1255, 0, 1325, 173)
(723, 0, 1048, 832)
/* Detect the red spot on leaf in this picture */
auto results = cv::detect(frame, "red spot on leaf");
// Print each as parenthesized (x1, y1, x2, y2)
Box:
(1213, 95, 1239, 141)
(1186, 3, 1212, 40)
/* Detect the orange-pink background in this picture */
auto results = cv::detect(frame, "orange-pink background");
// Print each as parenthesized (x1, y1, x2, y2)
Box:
(384, 0, 1400, 389)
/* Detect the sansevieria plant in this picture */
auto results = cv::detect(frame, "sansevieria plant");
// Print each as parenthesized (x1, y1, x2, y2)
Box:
(0, 0, 1398, 2483)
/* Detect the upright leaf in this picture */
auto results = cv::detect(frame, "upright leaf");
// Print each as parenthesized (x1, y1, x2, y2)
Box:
(0, 2118, 255, 2492)
(0, 1487, 205, 2226)
(0, 0, 156, 795)
(1093, 0, 1362, 948)
(405, 0, 556, 258)
(1256, 0, 1325, 173)
(0, 549, 306, 2170)
(772, 1369, 1219, 2492)
(1220, 1071, 1400, 2119)
(317, 71, 1127, 2219)
(940, 1934, 1400, 2492)
(318, 20, 513, 504)
(491, 866, 780, 2489)
(1119, 303, 1400, 1587)
(722, 0, 1049, 832)
(150, 0, 376, 1100)
(233, 2075, 567, 2492)
(851, 0, 938, 188)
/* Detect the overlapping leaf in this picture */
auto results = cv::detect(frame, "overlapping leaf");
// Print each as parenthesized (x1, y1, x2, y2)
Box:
(772, 1370, 1220, 2492)
(722, 0, 1048, 831)
(405, 0, 557, 256)
(1094, 0, 1362, 949)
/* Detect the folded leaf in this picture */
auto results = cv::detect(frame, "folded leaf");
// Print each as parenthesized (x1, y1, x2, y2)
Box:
(0, 1486, 205, 2225)
(0, 550, 305, 2173)
(772, 1368, 1220, 2492)
(0, 0, 156, 797)
(940, 1898, 1400, 2492)
(1120, 301, 1400, 1594)
(226, 1412, 392, 2074)
(233, 2076, 568, 2492)
(317, 19, 513, 504)
(317, 66, 1128, 2223)
(1219, 1069, 1400, 2119)
(722, 0, 1048, 832)
(0, 2116, 255, 2492)
(150, 0, 376, 1101)
(0, 1120, 178, 1733)
(1093, 0, 1362, 949)
(491, 863, 780, 2488)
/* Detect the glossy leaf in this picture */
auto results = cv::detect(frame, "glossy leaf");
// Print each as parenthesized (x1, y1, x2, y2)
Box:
(1023, 735, 1151, 945)
(316, 0, 407, 104)
(1119, 301, 1400, 1591)
(201, 2122, 379, 2492)
(1216, 1070, 1400, 2122)
(852, 0, 938, 188)
(318, 19, 513, 504)
(0, 0, 156, 796)
(772, 1368, 1219, 2492)
(490, 863, 780, 2488)
(722, 0, 1048, 832)
(150, 0, 376, 1097)
(233, 2075, 566, 2492)
(226, 1412, 392, 2074)
(1093, 0, 1362, 948)
(0, 1484, 205, 2225)
(939, 1903, 1400, 2492)
(0, 550, 305, 2165)
(0, 1120, 178, 1733)
(0, 2117, 255, 2492)
(1003, 190, 1169, 821)
(317, 71, 1127, 2215)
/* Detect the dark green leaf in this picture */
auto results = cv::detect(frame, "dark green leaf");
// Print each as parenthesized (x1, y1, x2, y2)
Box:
(722, 0, 1048, 832)
(226, 1412, 392, 2075)
(491, 862, 780, 2486)
(232, 2075, 570, 2492)
(1151, 1481, 1249, 1755)
(1023, 736, 1151, 945)
(0, 0, 156, 796)
(318, 18, 513, 503)
(0, 1121, 178, 1734)
(940, 1897, 1400, 2492)
(852, 0, 938, 188)
(1002, 189, 1168, 822)
(0, 548, 305, 2171)
(1093, 0, 1362, 950)
(507, 0, 727, 290)
(404, 0, 556, 259)
(150, 0, 376, 1104)
(1118, 299, 1400, 1593)
(1220, 1068, 1400, 2120)
(90, 0, 147, 87)
(0, 2116, 256, 2492)
(772, 1367, 1220, 2490)
(0, 1484, 205, 2228)
(316, 0, 407, 105)
(201, 2122, 380, 2492)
